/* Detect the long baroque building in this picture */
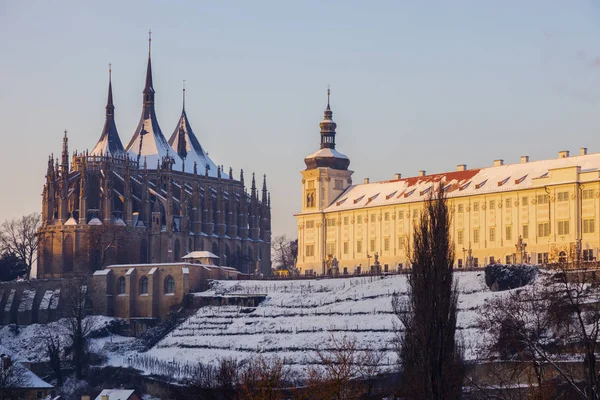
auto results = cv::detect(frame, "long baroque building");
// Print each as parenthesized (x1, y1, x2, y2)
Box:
(296, 92, 598, 275)
(38, 40, 271, 278)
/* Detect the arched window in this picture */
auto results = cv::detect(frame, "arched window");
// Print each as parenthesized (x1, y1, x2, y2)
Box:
(164, 276, 175, 294)
(140, 239, 148, 263)
(139, 276, 149, 295)
(63, 235, 74, 273)
(212, 242, 219, 257)
(559, 251, 567, 263)
(174, 239, 181, 261)
(117, 276, 126, 295)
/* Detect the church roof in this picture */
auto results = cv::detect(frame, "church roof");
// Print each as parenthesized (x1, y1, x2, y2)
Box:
(91, 67, 125, 156)
(322, 151, 600, 213)
(168, 107, 221, 177)
(125, 40, 183, 169)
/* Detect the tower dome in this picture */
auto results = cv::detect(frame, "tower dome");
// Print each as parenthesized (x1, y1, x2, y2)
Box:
(304, 89, 350, 170)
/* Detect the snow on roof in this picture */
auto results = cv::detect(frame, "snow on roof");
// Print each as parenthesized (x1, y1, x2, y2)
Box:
(126, 110, 183, 170)
(64, 217, 77, 226)
(49, 289, 60, 310)
(182, 267, 189, 274)
(94, 389, 136, 400)
(148, 267, 157, 275)
(305, 147, 349, 160)
(7, 362, 54, 389)
(168, 110, 223, 178)
(88, 218, 103, 225)
(39, 290, 54, 310)
(94, 269, 112, 276)
(125, 268, 135, 276)
(182, 251, 219, 260)
(321, 152, 600, 213)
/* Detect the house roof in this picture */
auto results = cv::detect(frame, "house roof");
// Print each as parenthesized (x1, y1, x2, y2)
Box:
(318, 151, 600, 213)
(94, 389, 136, 400)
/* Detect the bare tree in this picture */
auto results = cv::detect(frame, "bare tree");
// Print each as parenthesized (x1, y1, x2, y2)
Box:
(271, 235, 297, 270)
(43, 327, 63, 387)
(0, 212, 41, 280)
(85, 224, 129, 270)
(0, 355, 25, 400)
(62, 278, 93, 379)
(239, 356, 288, 400)
(392, 185, 464, 400)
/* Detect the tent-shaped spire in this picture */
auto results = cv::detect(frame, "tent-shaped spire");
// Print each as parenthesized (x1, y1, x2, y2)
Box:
(168, 83, 222, 178)
(125, 32, 182, 169)
(91, 64, 125, 156)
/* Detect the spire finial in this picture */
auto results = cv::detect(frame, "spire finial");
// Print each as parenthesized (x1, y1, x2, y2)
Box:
(148, 29, 152, 57)
(109, 63, 112, 82)
(182, 80, 186, 111)
(327, 85, 331, 110)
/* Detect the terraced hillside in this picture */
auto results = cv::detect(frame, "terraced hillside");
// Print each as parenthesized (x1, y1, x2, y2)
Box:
(119, 272, 498, 379)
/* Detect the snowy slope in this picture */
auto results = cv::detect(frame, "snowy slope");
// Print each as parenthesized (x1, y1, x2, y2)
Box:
(114, 272, 498, 380)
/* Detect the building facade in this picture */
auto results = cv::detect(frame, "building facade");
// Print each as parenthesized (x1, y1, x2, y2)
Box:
(38, 40, 271, 278)
(296, 94, 600, 275)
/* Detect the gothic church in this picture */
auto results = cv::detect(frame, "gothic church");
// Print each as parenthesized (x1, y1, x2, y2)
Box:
(38, 39, 271, 278)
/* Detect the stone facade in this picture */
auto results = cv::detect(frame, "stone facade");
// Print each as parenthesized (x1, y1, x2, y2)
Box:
(297, 94, 600, 275)
(37, 41, 271, 279)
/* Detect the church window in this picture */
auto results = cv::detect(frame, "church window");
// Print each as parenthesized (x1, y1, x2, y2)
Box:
(139, 277, 148, 295)
(537, 222, 550, 237)
(117, 277, 126, 295)
(584, 219, 595, 234)
(140, 240, 148, 263)
(63, 235, 74, 273)
(188, 238, 193, 252)
(522, 225, 529, 239)
(583, 189, 594, 200)
(505, 226, 512, 241)
(174, 239, 181, 261)
(164, 276, 175, 294)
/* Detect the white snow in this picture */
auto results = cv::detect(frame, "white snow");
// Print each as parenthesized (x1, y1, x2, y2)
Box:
(94, 389, 136, 400)
(319, 151, 600, 213)
(111, 272, 498, 380)
(305, 148, 349, 160)
(88, 218, 103, 226)
(17, 290, 35, 312)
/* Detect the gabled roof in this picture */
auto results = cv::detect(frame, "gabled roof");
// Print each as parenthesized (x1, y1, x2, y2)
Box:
(320, 151, 600, 213)
(168, 109, 221, 177)
(94, 389, 136, 400)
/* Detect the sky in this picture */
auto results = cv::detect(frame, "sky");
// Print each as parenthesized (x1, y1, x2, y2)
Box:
(1, 1, 599, 239)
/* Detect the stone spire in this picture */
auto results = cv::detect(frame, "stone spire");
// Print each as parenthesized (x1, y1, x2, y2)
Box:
(320, 88, 337, 150)
(91, 64, 125, 156)
(262, 174, 268, 203)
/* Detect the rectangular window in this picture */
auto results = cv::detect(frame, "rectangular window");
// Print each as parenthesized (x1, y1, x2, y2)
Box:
(384, 212, 390, 221)
(522, 196, 528, 206)
(489, 227, 496, 242)
(489, 200, 496, 210)
(583, 249, 594, 262)
(327, 218, 336, 227)
(357, 215, 363, 224)
(457, 259, 463, 268)
(356, 240, 362, 253)
(305, 220, 314, 229)
(343, 216, 349, 225)
(370, 214, 376, 223)
(384, 237, 390, 251)
(583, 189, 594, 200)
(457, 230, 464, 245)
(584, 219, 595, 234)
(505, 255, 513, 264)
(412, 209, 419, 219)
(557, 191, 569, 202)
(537, 194, 549, 204)
(505, 225, 512, 241)
(326, 243, 336, 256)
(334, 179, 344, 190)
(505, 198, 512, 208)
(473, 228, 480, 244)
(370, 239, 376, 252)
(307, 180, 315, 189)
(343, 241, 349, 255)
(537, 252, 549, 264)
(558, 220, 570, 235)
(522, 224, 529, 239)
(398, 236, 406, 248)
(398, 211, 404, 219)
(305, 245, 314, 257)
(458, 204, 464, 213)
(473, 201, 479, 211)
(538, 222, 550, 237)
(473, 257, 479, 268)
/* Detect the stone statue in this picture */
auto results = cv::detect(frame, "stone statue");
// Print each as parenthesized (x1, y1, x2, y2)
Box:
(374, 252, 380, 265)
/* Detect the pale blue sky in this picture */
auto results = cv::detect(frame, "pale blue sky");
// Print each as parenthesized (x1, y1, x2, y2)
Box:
(1, 1, 599, 238)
